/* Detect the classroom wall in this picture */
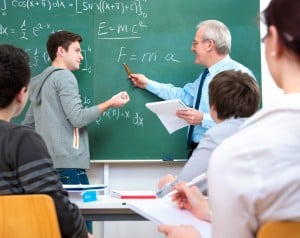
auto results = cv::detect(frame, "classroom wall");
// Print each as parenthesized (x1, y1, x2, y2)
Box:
(86, 1, 284, 237)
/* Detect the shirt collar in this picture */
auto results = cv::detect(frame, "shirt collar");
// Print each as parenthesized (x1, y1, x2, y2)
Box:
(208, 55, 231, 76)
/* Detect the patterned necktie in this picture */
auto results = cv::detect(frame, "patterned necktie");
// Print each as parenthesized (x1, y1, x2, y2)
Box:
(187, 68, 209, 147)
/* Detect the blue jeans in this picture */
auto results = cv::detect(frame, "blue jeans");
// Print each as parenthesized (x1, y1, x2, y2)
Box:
(57, 168, 92, 233)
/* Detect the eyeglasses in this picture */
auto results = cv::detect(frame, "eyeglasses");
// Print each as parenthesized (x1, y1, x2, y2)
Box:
(192, 39, 214, 47)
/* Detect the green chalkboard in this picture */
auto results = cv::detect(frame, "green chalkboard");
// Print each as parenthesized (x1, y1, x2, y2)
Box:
(0, 0, 260, 161)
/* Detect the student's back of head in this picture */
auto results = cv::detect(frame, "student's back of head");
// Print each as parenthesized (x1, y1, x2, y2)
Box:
(0, 44, 30, 108)
(209, 70, 260, 121)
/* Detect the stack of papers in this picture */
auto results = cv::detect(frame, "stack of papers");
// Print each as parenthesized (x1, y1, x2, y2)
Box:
(111, 190, 157, 199)
(146, 99, 189, 133)
(127, 198, 211, 238)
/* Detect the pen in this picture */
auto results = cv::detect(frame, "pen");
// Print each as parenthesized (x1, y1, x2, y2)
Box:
(123, 63, 132, 76)
(164, 172, 207, 198)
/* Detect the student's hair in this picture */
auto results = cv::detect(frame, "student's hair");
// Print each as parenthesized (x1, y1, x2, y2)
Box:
(209, 70, 260, 120)
(197, 20, 231, 55)
(262, 0, 300, 58)
(0, 44, 30, 108)
(47, 30, 83, 61)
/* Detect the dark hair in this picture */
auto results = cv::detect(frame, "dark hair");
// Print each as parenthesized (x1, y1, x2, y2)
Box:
(0, 44, 30, 108)
(209, 70, 260, 120)
(47, 30, 83, 61)
(262, 0, 300, 56)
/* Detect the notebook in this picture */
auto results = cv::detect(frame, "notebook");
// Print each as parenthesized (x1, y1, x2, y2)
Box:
(145, 99, 189, 133)
(127, 198, 211, 238)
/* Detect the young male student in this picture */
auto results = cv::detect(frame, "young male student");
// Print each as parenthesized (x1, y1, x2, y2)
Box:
(129, 20, 255, 157)
(156, 70, 260, 197)
(22, 31, 130, 184)
(158, 0, 300, 237)
(0, 44, 93, 238)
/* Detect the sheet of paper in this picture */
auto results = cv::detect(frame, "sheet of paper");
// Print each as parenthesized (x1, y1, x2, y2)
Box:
(145, 99, 189, 133)
(127, 198, 211, 238)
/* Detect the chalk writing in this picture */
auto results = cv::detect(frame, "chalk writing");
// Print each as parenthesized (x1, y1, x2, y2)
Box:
(1, 0, 147, 16)
(117, 46, 182, 63)
(97, 20, 147, 40)
(0, 20, 51, 40)
(23, 47, 92, 72)
(96, 108, 144, 128)
(78, 0, 148, 17)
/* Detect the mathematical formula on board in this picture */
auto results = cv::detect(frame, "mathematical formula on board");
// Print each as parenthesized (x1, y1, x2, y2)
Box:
(83, 97, 145, 128)
(1, 0, 148, 15)
(0, 0, 183, 66)
(1, 0, 148, 40)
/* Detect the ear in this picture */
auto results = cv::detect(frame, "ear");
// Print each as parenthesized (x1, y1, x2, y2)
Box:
(15, 87, 28, 103)
(207, 39, 215, 52)
(268, 25, 283, 57)
(57, 46, 65, 57)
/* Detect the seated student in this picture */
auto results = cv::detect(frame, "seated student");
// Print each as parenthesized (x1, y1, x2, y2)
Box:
(158, 0, 300, 237)
(157, 70, 260, 197)
(0, 44, 93, 238)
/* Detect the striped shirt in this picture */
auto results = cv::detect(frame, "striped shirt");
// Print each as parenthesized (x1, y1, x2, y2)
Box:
(0, 120, 87, 238)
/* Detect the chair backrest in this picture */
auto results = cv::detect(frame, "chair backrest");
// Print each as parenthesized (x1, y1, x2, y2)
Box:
(257, 221, 300, 238)
(0, 194, 61, 238)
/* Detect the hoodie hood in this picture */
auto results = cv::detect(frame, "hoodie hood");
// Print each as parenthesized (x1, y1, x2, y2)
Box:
(29, 66, 62, 104)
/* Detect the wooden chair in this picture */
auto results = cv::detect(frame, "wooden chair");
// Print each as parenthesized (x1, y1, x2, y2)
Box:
(257, 221, 300, 238)
(0, 194, 61, 238)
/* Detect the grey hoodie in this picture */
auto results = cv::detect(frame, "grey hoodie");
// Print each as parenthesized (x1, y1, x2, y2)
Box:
(23, 66, 100, 168)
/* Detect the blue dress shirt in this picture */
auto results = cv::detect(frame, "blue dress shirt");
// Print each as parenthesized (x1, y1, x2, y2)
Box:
(146, 55, 255, 143)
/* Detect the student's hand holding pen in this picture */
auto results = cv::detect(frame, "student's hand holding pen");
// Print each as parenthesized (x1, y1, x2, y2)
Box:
(172, 182, 211, 222)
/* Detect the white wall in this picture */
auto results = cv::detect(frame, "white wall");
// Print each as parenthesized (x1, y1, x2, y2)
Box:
(260, 0, 283, 106)
(87, 1, 283, 237)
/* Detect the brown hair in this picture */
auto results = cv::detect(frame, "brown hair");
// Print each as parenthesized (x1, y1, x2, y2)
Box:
(209, 70, 260, 120)
(0, 44, 30, 108)
(47, 30, 83, 61)
(262, 0, 300, 57)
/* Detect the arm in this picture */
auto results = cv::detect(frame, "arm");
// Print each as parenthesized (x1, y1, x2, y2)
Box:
(56, 71, 129, 128)
(157, 130, 217, 198)
(12, 128, 89, 238)
(175, 130, 217, 190)
(97, 91, 130, 113)
(129, 73, 195, 106)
